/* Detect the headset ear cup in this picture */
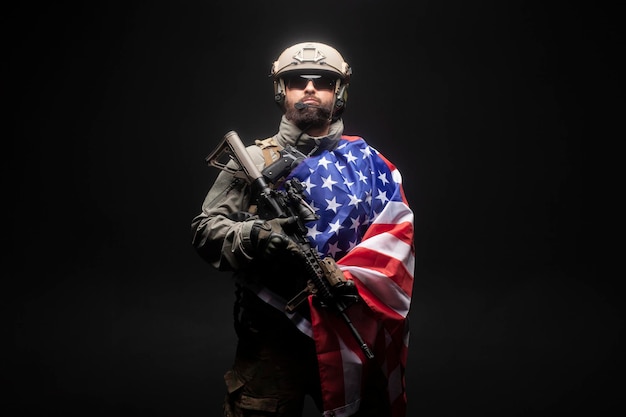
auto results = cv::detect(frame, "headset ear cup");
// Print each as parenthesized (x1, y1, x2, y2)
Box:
(274, 79, 286, 110)
(335, 84, 348, 110)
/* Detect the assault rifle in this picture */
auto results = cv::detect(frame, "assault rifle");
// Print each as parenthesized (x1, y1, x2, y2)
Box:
(205, 130, 374, 360)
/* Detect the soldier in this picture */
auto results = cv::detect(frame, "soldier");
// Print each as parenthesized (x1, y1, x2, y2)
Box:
(191, 41, 415, 417)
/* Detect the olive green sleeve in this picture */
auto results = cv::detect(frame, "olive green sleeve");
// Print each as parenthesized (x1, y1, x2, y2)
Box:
(190, 144, 266, 271)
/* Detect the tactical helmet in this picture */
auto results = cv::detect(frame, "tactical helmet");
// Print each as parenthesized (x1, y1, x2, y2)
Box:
(270, 41, 352, 120)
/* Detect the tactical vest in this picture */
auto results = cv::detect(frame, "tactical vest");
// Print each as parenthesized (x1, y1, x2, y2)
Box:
(254, 137, 283, 167)
(247, 137, 284, 215)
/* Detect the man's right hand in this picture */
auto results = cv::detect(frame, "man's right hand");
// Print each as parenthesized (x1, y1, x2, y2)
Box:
(248, 217, 300, 259)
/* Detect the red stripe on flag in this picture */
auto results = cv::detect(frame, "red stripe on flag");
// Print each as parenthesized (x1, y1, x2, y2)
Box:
(362, 221, 414, 249)
(341, 252, 414, 299)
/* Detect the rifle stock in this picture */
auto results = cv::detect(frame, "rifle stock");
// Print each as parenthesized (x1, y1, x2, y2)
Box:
(206, 130, 285, 218)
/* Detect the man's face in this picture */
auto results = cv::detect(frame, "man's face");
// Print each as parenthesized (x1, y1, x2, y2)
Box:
(283, 74, 337, 130)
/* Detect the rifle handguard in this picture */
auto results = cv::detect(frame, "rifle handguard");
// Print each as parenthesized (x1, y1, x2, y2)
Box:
(320, 256, 360, 307)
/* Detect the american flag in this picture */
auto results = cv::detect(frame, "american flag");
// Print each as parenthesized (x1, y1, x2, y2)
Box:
(285, 135, 415, 417)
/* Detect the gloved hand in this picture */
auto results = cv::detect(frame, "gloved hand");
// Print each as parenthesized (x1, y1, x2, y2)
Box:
(246, 217, 301, 259)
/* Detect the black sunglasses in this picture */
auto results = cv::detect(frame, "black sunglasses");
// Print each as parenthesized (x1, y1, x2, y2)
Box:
(284, 74, 337, 91)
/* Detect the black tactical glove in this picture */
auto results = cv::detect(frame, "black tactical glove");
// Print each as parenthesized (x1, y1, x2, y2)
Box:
(248, 217, 300, 259)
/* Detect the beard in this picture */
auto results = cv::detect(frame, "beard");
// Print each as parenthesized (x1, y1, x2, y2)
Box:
(284, 100, 334, 131)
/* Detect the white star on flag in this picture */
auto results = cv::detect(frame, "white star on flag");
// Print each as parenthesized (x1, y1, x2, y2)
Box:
(347, 194, 362, 208)
(325, 196, 342, 213)
(307, 224, 322, 240)
(321, 175, 338, 190)
(375, 188, 389, 204)
(317, 156, 332, 169)
(328, 219, 343, 234)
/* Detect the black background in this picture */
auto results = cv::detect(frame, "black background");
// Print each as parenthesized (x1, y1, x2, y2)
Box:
(4, 1, 621, 416)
